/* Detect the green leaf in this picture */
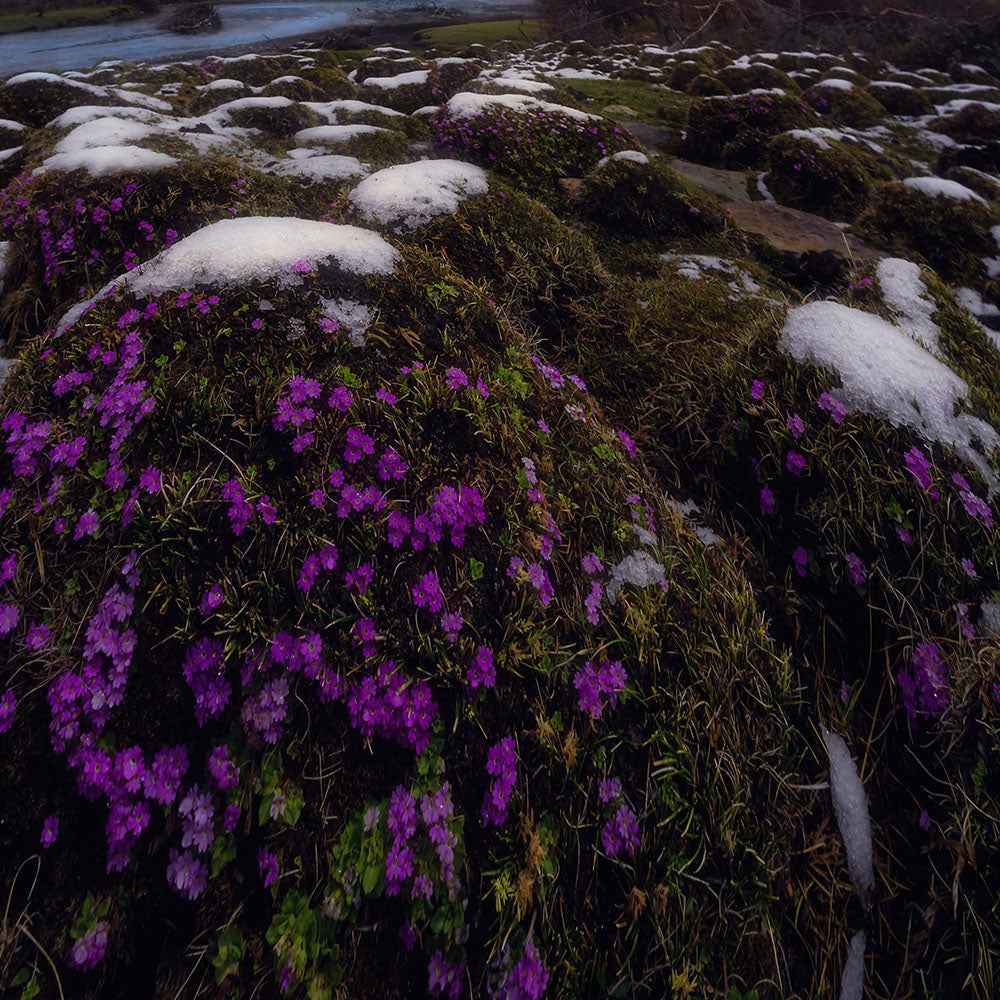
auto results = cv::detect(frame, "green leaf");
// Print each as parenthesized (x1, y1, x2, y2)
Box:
(361, 863, 380, 896)
(212, 927, 245, 985)
(469, 557, 484, 582)
(87, 459, 108, 480)
(210, 833, 237, 878)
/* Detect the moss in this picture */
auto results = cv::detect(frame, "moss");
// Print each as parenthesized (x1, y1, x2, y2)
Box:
(667, 60, 705, 91)
(298, 65, 358, 100)
(717, 64, 798, 94)
(686, 73, 731, 97)
(684, 91, 814, 168)
(857, 180, 1000, 285)
(0, 75, 113, 127)
(764, 132, 892, 219)
(935, 102, 1000, 144)
(869, 84, 933, 116)
(579, 156, 727, 238)
(214, 55, 290, 87)
(0, 120, 26, 146)
(260, 77, 332, 103)
(935, 141, 1000, 174)
(227, 101, 325, 138)
(803, 84, 886, 127)
(337, 129, 413, 166)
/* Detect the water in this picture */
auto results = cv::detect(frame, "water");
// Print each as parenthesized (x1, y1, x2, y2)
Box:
(0, 0, 533, 76)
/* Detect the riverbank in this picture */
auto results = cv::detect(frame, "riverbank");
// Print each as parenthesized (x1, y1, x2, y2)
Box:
(0, 0, 537, 75)
(0, 2, 139, 35)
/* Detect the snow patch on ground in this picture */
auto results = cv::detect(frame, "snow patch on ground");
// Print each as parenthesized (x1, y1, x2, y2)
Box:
(780, 299, 1000, 490)
(903, 176, 988, 203)
(876, 258, 940, 351)
(822, 729, 874, 909)
(838, 930, 866, 1000)
(349, 159, 489, 230)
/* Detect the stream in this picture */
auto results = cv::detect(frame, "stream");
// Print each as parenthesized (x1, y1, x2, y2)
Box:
(0, 0, 534, 76)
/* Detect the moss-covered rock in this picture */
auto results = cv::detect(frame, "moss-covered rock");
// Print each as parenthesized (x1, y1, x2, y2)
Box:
(857, 180, 1000, 284)
(935, 102, 1000, 144)
(260, 76, 332, 103)
(579, 154, 727, 238)
(684, 91, 815, 168)
(227, 100, 325, 138)
(298, 64, 359, 100)
(0, 75, 113, 127)
(718, 63, 798, 94)
(868, 82, 933, 116)
(764, 131, 892, 218)
(686, 73, 732, 97)
(803, 83, 886, 126)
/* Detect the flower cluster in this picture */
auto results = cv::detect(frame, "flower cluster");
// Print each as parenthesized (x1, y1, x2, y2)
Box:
(466, 645, 495, 692)
(898, 642, 950, 728)
(481, 736, 517, 827)
(70, 921, 109, 972)
(497, 939, 550, 1000)
(181, 636, 232, 726)
(573, 659, 627, 719)
(346, 660, 437, 753)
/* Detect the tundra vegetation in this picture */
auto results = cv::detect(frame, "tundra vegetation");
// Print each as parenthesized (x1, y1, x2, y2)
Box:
(0, 6, 999, 1000)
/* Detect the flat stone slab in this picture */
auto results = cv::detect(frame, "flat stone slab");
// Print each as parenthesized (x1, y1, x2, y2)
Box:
(667, 156, 753, 203)
(725, 201, 884, 261)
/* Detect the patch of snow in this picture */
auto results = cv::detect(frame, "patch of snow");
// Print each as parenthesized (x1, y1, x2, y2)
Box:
(876, 258, 940, 351)
(756, 171, 776, 203)
(0, 146, 22, 162)
(197, 78, 246, 91)
(34, 145, 178, 178)
(413, 105, 440, 116)
(902, 176, 988, 203)
(363, 69, 430, 90)
(545, 68, 612, 80)
(814, 77, 854, 90)
(294, 123, 387, 145)
(822, 729, 874, 909)
(269, 154, 369, 182)
(445, 91, 599, 121)
(53, 116, 157, 153)
(597, 149, 649, 167)
(780, 299, 999, 490)
(303, 99, 406, 121)
(838, 931, 866, 1000)
(320, 297, 373, 347)
(605, 550, 666, 604)
(55, 218, 399, 337)
(0, 118, 25, 132)
(349, 159, 488, 230)
(870, 80, 913, 90)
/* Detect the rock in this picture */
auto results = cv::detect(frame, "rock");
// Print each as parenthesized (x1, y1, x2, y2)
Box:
(162, 3, 222, 35)
(558, 178, 587, 200)
(604, 104, 639, 116)
(179, 122, 215, 134)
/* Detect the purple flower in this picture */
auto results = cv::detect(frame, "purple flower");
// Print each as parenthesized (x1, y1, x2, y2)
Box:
(1, 552, 17, 584)
(0, 689, 16, 733)
(817, 392, 846, 424)
(223, 804, 240, 833)
(166, 848, 208, 900)
(602, 803, 639, 858)
(41, 814, 59, 847)
(74, 508, 99, 540)
(0, 603, 20, 637)
(412, 571, 444, 613)
(845, 553, 867, 587)
(138, 465, 162, 494)
(574, 659, 626, 719)
(467, 645, 495, 692)
(750, 379, 764, 401)
(786, 413, 805, 439)
(445, 367, 469, 390)
(785, 450, 807, 476)
(199, 584, 225, 616)
(960, 558, 977, 579)
(498, 939, 549, 1000)
(759, 486, 775, 516)
(898, 642, 949, 728)
(599, 777, 622, 803)
(25, 621, 51, 652)
(482, 736, 518, 827)
(792, 545, 808, 578)
(258, 847, 279, 888)
(904, 447, 933, 490)
(292, 259, 311, 274)
(918, 809, 931, 831)
(70, 921, 109, 971)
